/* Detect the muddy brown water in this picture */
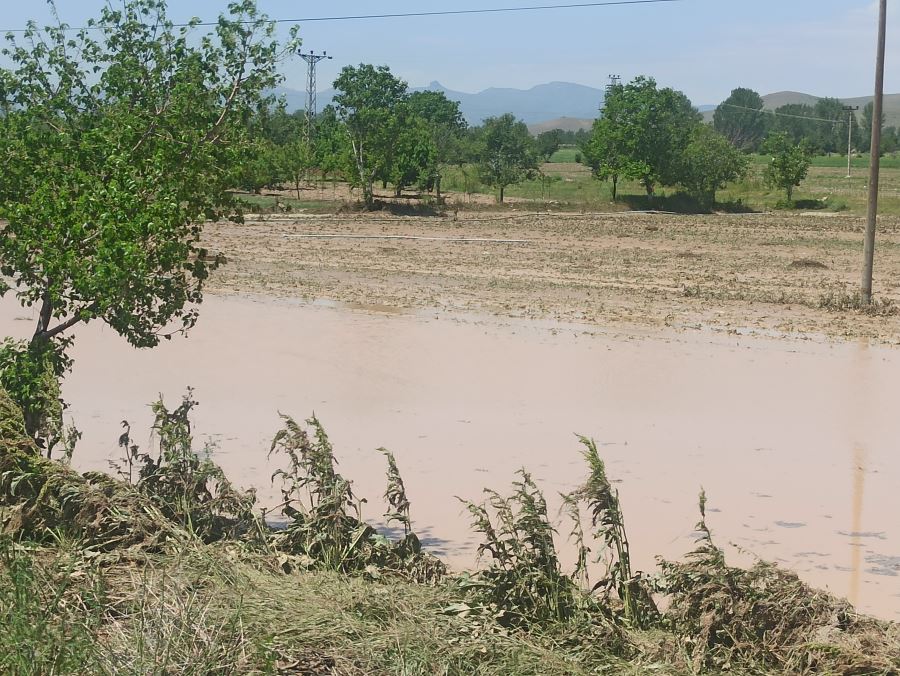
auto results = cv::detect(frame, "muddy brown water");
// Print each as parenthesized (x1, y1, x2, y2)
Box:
(1, 293, 898, 620)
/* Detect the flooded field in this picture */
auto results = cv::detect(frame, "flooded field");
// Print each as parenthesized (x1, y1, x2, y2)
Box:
(1, 292, 898, 620)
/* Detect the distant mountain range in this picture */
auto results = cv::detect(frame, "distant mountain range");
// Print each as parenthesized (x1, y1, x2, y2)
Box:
(275, 82, 900, 132)
(276, 81, 606, 125)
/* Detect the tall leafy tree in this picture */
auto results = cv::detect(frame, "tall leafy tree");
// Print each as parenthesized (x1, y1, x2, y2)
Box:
(382, 108, 436, 196)
(406, 91, 467, 202)
(813, 97, 856, 154)
(762, 132, 812, 204)
(773, 103, 819, 147)
(536, 130, 563, 161)
(314, 106, 352, 183)
(589, 76, 700, 196)
(678, 126, 749, 209)
(582, 83, 633, 201)
(476, 114, 539, 203)
(713, 87, 769, 152)
(860, 101, 886, 154)
(0, 0, 296, 447)
(332, 64, 407, 208)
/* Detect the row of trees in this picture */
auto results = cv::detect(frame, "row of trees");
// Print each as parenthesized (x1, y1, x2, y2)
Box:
(247, 74, 817, 210)
(242, 64, 545, 205)
(713, 87, 899, 155)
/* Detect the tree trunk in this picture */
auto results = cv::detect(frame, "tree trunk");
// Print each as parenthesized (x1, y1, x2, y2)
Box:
(611, 175, 618, 201)
(33, 292, 52, 344)
(499, 185, 505, 204)
(436, 174, 443, 204)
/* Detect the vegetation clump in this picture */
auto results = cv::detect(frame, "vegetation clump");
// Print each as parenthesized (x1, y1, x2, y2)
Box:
(2, 388, 899, 674)
(658, 492, 900, 674)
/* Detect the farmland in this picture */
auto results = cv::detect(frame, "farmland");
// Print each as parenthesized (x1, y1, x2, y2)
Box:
(209, 190, 900, 344)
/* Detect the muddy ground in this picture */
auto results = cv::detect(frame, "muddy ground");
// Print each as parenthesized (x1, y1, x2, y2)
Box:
(203, 209, 900, 343)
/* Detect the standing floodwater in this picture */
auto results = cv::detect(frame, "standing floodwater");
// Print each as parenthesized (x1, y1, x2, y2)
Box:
(1, 293, 898, 619)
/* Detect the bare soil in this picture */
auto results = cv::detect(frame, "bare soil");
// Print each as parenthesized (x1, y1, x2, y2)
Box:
(203, 210, 900, 343)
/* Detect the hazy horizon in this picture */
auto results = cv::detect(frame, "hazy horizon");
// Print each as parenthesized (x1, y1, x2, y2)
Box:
(1, 1, 897, 106)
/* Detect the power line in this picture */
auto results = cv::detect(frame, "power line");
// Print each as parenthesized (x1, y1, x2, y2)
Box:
(0, 0, 686, 33)
(716, 102, 853, 125)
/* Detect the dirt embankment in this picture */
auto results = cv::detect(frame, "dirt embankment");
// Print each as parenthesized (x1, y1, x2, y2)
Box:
(203, 210, 900, 342)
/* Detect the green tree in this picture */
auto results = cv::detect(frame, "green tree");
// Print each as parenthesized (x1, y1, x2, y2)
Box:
(0, 0, 294, 446)
(314, 106, 352, 184)
(332, 64, 407, 207)
(279, 139, 312, 199)
(678, 126, 749, 209)
(773, 104, 819, 148)
(536, 130, 562, 161)
(476, 114, 539, 203)
(713, 87, 769, 152)
(883, 126, 900, 154)
(861, 101, 886, 154)
(762, 132, 812, 204)
(406, 91, 467, 202)
(590, 76, 701, 196)
(813, 97, 856, 154)
(382, 108, 436, 196)
(582, 83, 633, 201)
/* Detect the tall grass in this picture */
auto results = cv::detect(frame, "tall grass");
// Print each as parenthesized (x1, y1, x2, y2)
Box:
(2, 389, 899, 675)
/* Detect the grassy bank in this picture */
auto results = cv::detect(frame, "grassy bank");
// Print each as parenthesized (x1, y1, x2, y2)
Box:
(2, 388, 898, 675)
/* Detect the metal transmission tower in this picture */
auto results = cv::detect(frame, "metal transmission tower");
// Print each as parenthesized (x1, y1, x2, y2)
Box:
(299, 50, 332, 146)
(606, 74, 621, 95)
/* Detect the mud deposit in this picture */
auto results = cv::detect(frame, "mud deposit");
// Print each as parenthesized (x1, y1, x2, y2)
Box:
(202, 211, 900, 342)
(2, 293, 898, 620)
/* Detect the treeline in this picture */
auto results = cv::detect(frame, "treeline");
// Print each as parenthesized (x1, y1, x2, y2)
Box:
(580, 77, 748, 207)
(713, 87, 899, 155)
(243, 64, 544, 205)
(246, 70, 839, 209)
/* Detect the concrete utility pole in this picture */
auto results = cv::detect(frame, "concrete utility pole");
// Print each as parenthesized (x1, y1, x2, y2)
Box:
(299, 50, 332, 147)
(861, 0, 887, 304)
(844, 105, 859, 178)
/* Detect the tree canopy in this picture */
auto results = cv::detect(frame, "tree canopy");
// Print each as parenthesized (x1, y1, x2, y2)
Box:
(679, 126, 749, 209)
(584, 77, 701, 198)
(405, 90, 467, 201)
(332, 64, 408, 207)
(762, 132, 812, 203)
(0, 0, 295, 445)
(713, 88, 769, 152)
(476, 114, 539, 203)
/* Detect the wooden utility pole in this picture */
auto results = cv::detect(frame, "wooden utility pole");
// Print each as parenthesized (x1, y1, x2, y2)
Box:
(861, 0, 887, 304)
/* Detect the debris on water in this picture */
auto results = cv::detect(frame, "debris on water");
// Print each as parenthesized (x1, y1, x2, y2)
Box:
(866, 554, 900, 577)
(838, 531, 887, 540)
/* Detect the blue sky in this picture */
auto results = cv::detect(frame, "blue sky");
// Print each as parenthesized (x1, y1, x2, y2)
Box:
(2, 1, 898, 105)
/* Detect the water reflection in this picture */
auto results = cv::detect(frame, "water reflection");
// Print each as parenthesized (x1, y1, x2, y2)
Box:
(850, 444, 867, 606)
